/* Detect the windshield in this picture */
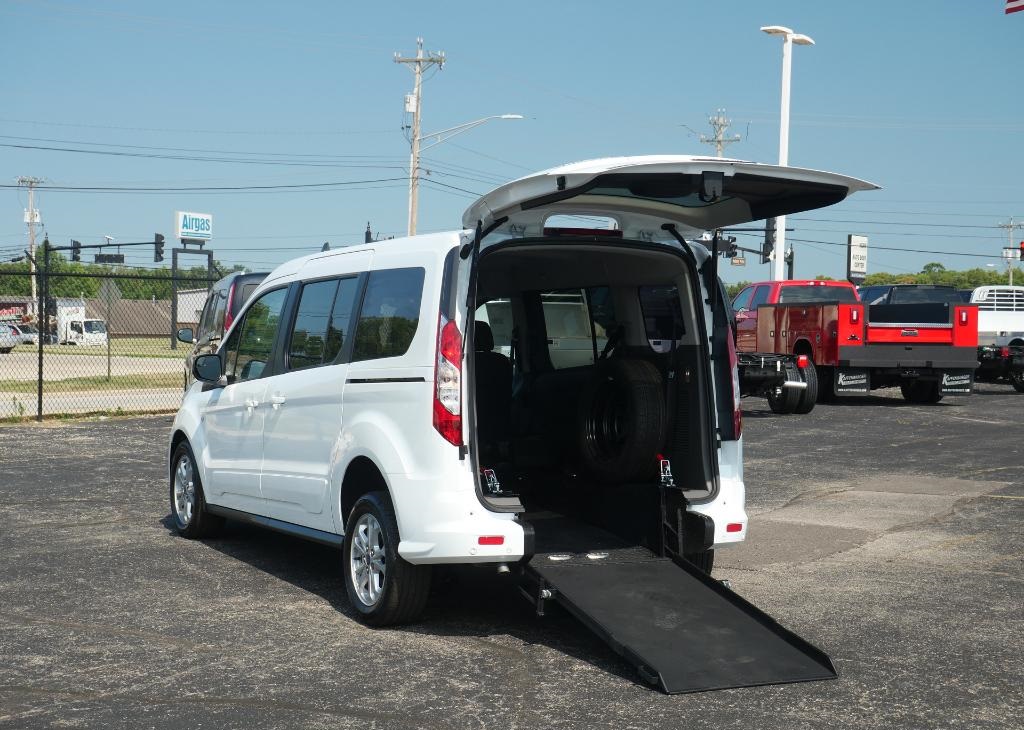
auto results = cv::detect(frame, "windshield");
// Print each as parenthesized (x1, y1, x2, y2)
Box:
(84, 320, 107, 334)
(20, 324, 37, 333)
(778, 285, 858, 304)
(888, 287, 961, 305)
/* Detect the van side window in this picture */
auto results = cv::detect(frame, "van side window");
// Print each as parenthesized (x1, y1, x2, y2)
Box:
(223, 288, 287, 383)
(352, 268, 425, 362)
(287, 277, 360, 370)
(541, 287, 616, 370)
(639, 286, 686, 343)
(210, 290, 228, 338)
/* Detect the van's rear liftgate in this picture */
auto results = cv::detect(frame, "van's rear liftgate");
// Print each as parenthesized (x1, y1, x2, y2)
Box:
(519, 514, 837, 694)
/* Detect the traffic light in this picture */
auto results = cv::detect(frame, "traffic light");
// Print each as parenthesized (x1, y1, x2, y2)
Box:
(154, 233, 165, 263)
(71, 240, 81, 262)
(761, 218, 776, 264)
(722, 236, 738, 258)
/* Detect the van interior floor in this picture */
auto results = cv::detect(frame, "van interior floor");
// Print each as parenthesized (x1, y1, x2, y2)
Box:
(520, 511, 839, 695)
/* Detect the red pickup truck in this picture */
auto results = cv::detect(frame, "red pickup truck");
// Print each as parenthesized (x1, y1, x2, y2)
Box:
(732, 280, 978, 404)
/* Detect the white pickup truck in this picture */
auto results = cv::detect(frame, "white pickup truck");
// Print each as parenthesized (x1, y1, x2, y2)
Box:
(971, 286, 1024, 391)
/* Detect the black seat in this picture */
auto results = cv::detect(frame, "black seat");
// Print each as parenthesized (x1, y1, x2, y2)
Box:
(474, 321, 512, 445)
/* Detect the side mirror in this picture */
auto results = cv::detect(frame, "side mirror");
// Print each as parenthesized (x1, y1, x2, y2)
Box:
(176, 327, 195, 344)
(193, 353, 225, 385)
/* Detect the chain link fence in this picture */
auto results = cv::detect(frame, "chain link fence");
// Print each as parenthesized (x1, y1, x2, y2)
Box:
(0, 268, 217, 419)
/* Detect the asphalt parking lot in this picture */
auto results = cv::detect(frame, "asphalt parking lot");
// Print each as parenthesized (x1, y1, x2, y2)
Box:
(1, 385, 1021, 729)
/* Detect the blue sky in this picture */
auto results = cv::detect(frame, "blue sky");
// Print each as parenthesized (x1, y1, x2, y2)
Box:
(1, 0, 1021, 282)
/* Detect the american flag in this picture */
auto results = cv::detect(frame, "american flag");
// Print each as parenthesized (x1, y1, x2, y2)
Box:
(1008, 0, 1024, 15)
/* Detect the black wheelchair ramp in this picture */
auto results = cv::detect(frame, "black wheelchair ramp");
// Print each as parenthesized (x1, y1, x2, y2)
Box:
(522, 514, 837, 694)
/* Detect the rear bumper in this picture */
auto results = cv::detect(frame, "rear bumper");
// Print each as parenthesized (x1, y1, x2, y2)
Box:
(688, 476, 747, 549)
(838, 344, 979, 370)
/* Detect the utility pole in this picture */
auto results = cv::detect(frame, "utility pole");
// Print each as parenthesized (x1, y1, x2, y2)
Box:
(395, 38, 445, 236)
(699, 109, 743, 158)
(18, 176, 44, 305)
(997, 217, 1024, 286)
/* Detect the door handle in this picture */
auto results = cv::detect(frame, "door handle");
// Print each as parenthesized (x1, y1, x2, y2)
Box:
(270, 394, 286, 410)
(245, 398, 259, 413)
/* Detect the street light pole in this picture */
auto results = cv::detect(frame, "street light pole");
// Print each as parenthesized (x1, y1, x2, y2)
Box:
(761, 25, 814, 281)
(402, 109, 522, 235)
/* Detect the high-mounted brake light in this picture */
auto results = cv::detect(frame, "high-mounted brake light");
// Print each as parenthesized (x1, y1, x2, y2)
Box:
(542, 227, 624, 238)
(796, 354, 810, 369)
(726, 324, 742, 438)
(433, 315, 463, 446)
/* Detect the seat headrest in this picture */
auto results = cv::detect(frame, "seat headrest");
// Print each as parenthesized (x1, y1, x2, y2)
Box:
(475, 321, 494, 352)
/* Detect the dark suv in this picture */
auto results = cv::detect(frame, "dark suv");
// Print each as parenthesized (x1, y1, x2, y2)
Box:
(179, 271, 267, 387)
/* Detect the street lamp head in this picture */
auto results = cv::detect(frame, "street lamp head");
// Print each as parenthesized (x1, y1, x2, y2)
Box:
(761, 25, 794, 36)
(500, 114, 524, 120)
(792, 33, 815, 46)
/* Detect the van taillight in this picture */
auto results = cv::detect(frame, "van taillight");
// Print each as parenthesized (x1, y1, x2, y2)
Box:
(433, 316, 463, 446)
(726, 324, 742, 438)
(223, 283, 237, 334)
(850, 308, 859, 324)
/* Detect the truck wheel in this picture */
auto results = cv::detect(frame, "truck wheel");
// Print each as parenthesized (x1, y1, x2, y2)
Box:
(767, 383, 799, 414)
(685, 550, 714, 575)
(170, 441, 224, 539)
(794, 361, 818, 414)
(578, 358, 666, 482)
(343, 491, 431, 626)
(900, 381, 943, 404)
(1010, 371, 1024, 393)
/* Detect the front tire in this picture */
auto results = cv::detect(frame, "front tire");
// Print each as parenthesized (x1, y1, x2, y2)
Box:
(169, 441, 223, 539)
(343, 491, 431, 626)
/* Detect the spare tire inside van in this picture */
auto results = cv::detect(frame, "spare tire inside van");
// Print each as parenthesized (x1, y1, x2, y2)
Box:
(577, 358, 666, 482)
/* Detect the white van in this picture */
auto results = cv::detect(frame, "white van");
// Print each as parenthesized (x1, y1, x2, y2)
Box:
(168, 157, 875, 685)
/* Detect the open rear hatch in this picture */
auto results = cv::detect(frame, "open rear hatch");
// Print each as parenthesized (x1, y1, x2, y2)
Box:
(462, 156, 875, 693)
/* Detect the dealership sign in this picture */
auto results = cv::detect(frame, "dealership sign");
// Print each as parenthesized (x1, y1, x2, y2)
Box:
(175, 211, 213, 241)
(847, 234, 868, 283)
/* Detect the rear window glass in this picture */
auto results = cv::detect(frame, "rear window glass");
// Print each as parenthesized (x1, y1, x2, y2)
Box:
(888, 287, 961, 305)
(778, 285, 858, 304)
(352, 268, 425, 361)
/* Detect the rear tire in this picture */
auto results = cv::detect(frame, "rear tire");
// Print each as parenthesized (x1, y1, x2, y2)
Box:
(343, 491, 431, 626)
(169, 441, 224, 539)
(1010, 370, 1024, 393)
(685, 550, 714, 575)
(577, 358, 666, 482)
(794, 360, 818, 414)
(900, 381, 943, 404)
(766, 364, 800, 414)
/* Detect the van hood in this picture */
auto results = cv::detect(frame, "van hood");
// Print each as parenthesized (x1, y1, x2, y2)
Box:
(463, 155, 879, 240)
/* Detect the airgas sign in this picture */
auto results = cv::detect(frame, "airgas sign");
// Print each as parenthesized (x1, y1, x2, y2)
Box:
(175, 211, 213, 241)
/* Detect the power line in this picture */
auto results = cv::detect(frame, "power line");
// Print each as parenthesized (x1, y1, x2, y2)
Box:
(0, 177, 407, 193)
(791, 216, 1005, 230)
